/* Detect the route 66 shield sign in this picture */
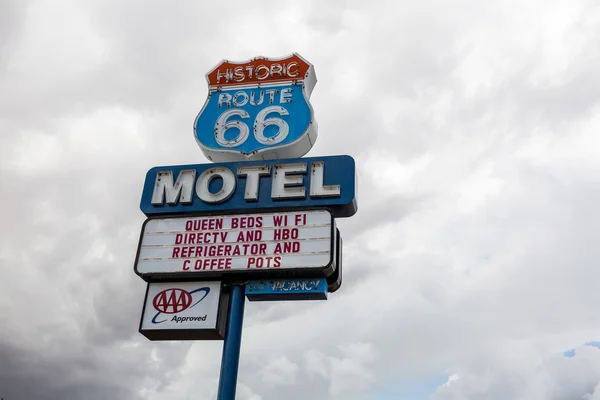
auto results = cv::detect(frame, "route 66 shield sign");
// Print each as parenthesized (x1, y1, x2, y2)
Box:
(194, 53, 318, 162)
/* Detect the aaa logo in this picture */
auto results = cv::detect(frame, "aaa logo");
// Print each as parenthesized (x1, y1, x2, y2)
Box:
(151, 287, 210, 324)
(194, 53, 318, 162)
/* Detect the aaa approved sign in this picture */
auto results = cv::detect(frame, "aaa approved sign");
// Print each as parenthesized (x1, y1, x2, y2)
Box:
(134, 209, 336, 281)
(139, 281, 227, 341)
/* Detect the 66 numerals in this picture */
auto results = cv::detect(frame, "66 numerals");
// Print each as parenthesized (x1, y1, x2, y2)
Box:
(214, 106, 290, 147)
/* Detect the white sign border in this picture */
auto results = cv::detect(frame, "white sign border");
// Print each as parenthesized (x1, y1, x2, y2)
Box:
(138, 281, 229, 341)
(133, 208, 336, 282)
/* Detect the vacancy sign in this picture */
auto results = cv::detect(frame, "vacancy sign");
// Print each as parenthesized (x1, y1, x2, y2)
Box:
(134, 210, 335, 280)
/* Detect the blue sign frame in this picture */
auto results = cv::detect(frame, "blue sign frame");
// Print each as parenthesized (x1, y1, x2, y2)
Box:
(140, 155, 357, 218)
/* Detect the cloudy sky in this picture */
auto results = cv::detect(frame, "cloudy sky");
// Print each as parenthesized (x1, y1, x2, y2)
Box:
(2, 0, 600, 398)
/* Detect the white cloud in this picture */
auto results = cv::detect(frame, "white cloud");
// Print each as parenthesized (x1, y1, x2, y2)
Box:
(260, 356, 299, 386)
(328, 343, 377, 397)
(435, 345, 600, 400)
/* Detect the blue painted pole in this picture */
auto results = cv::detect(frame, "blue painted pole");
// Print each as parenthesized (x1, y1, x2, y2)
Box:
(217, 284, 246, 400)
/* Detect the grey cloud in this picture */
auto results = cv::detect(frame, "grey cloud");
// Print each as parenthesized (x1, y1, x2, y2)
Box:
(0, 145, 192, 399)
(0, 340, 133, 400)
(0, 0, 28, 66)
(3, 0, 600, 399)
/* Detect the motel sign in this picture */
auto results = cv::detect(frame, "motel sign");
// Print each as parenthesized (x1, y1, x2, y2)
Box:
(133, 53, 357, 400)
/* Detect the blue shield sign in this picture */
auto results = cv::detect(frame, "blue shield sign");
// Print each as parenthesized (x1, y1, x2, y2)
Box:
(194, 54, 318, 162)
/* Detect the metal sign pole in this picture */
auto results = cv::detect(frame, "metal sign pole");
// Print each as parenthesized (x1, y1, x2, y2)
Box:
(217, 284, 246, 400)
